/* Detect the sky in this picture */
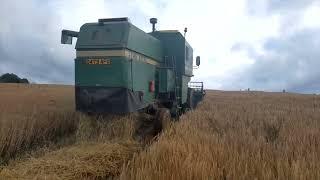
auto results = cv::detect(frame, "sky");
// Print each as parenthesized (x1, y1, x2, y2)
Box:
(0, 0, 320, 93)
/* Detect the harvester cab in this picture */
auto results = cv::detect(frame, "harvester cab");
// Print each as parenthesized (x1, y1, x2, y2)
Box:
(61, 17, 205, 117)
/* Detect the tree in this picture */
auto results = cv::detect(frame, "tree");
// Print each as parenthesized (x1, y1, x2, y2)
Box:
(0, 73, 29, 84)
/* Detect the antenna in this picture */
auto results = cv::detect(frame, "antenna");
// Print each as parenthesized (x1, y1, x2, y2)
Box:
(184, 27, 188, 38)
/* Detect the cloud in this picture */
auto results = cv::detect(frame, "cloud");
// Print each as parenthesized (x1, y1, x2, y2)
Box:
(0, 0, 319, 93)
(0, 0, 75, 83)
(220, 1, 320, 93)
(227, 28, 320, 93)
(0, 0, 166, 84)
(266, 0, 317, 12)
(247, 0, 318, 15)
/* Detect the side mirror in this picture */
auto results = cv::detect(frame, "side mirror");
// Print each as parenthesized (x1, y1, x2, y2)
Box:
(196, 56, 201, 66)
(61, 33, 73, 44)
(61, 30, 79, 45)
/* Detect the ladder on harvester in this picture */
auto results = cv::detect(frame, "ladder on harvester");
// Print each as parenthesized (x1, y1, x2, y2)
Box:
(165, 56, 182, 114)
(171, 56, 181, 102)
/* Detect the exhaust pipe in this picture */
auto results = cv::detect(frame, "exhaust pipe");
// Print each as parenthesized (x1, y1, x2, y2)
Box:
(150, 18, 157, 32)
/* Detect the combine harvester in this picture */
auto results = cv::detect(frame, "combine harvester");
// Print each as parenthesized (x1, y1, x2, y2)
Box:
(61, 17, 205, 129)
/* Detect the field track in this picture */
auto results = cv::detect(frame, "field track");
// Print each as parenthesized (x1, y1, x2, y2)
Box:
(1, 84, 320, 179)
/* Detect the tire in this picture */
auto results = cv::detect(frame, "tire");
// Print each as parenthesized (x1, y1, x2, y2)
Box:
(155, 108, 171, 130)
(169, 101, 180, 118)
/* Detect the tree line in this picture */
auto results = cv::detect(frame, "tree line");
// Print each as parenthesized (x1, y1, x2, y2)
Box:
(0, 73, 29, 84)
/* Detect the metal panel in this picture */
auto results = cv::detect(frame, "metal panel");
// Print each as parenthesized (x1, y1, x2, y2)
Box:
(130, 60, 156, 104)
(76, 21, 163, 62)
(75, 55, 156, 105)
(75, 57, 129, 87)
(76, 49, 159, 66)
(150, 31, 194, 105)
(181, 75, 191, 104)
(149, 31, 193, 76)
(127, 23, 163, 62)
(76, 23, 128, 48)
(159, 69, 175, 93)
(75, 86, 146, 113)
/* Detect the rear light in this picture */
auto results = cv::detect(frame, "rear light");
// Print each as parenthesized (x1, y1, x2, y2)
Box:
(149, 80, 155, 92)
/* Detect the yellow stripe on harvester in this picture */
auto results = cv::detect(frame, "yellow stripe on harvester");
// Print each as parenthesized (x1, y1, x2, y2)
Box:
(76, 49, 159, 66)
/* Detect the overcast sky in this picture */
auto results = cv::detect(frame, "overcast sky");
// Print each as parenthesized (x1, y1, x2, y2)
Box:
(0, 0, 320, 93)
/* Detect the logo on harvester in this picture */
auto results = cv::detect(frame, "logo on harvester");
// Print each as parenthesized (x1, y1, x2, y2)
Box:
(86, 59, 111, 65)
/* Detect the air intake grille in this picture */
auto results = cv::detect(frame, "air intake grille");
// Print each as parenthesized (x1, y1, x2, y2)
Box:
(98, 17, 129, 23)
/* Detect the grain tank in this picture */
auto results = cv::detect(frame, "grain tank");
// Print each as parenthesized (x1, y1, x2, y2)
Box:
(61, 17, 205, 117)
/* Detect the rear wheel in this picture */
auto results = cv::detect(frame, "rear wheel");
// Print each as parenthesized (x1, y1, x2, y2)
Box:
(134, 108, 171, 144)
(134, 113, 155, 141)
(155, 108, 171, 130)
(170, 101, 181, 119)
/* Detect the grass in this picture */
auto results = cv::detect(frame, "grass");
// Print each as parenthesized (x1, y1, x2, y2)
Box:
(0, 115, 140, 179)
(1, 142, 140, 179)
(1, 84, 320, 179)
(0, 84, 78, 164)
(121, 91, 320, 179)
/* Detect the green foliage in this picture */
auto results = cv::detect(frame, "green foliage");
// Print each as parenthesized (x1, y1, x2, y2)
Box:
(0, 73, 29, 84)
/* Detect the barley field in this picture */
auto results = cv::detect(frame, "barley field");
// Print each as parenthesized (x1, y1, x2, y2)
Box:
(0, 84, 78, 164)
(1, 84, 320, 179)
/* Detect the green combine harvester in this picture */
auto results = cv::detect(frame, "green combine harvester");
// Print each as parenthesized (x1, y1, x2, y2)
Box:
(61, 17, 205, 120)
